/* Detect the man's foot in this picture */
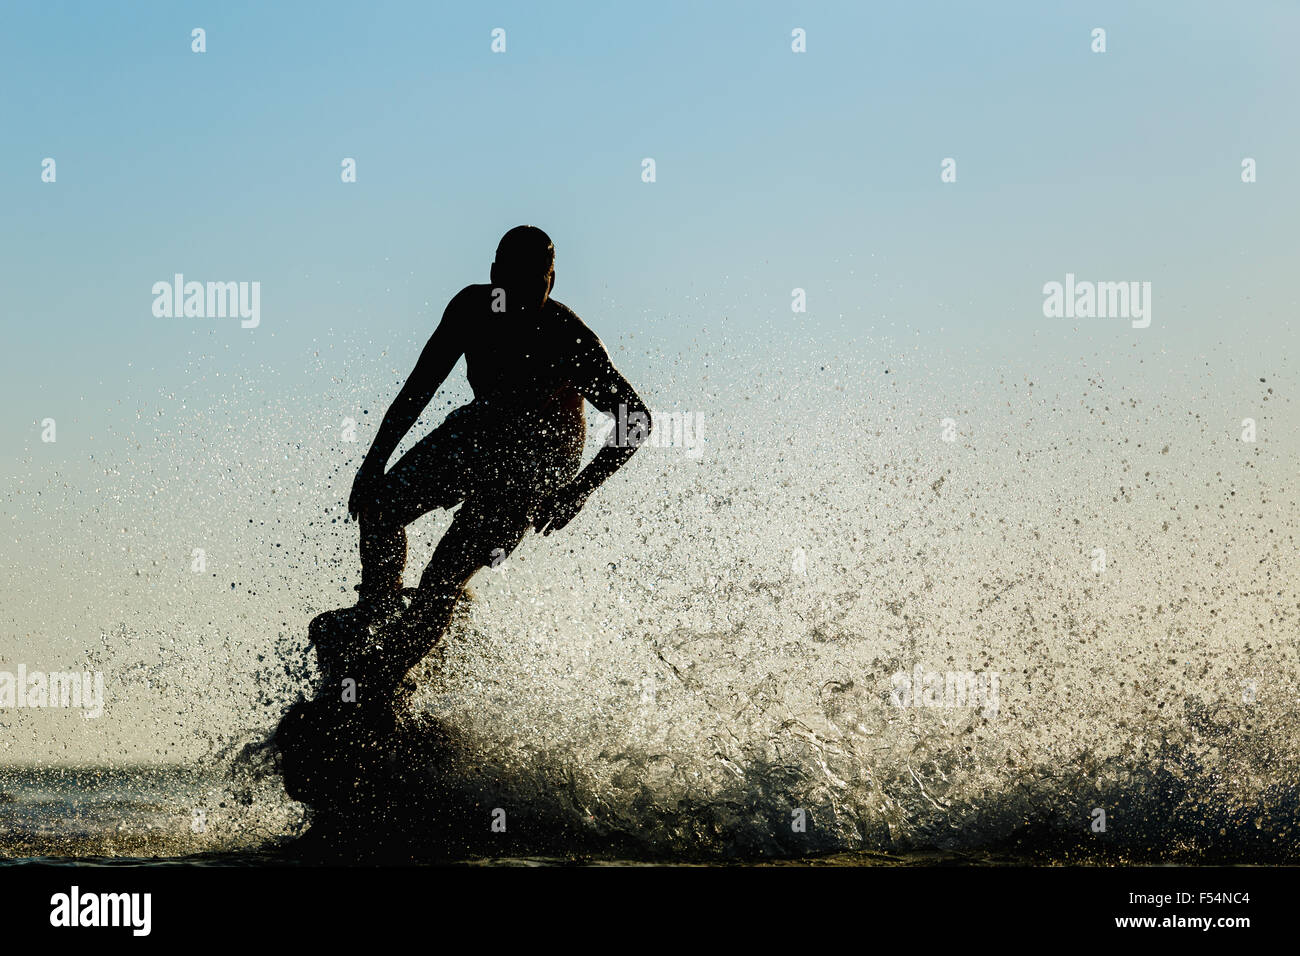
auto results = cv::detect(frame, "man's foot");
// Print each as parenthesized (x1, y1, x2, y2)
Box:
(311, 590, 411, 688)
(355, 587, 409, 618)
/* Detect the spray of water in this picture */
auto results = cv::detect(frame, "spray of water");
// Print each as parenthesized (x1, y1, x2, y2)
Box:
(4, 326, 1296, 862)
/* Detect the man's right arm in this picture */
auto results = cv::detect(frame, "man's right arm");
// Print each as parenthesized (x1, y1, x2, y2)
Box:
(350, 292, 468, 514)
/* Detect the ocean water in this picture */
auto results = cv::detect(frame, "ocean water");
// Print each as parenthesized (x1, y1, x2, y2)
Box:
(3, 333, 1295, 866)
(0, 766, 1017, 866)
(0, 766, 290, 863)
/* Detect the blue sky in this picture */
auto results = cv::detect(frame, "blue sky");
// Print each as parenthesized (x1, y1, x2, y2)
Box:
(2, 0, 1296, 456)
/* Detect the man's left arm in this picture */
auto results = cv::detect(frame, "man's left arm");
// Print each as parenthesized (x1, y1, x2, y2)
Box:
(534, 333, 652, 535)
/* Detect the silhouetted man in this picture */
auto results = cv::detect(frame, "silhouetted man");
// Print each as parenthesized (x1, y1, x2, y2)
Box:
(328, 226, 652, 700)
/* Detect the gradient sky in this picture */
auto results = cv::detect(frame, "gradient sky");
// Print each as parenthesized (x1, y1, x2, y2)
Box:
(3, 0, 1297, 439)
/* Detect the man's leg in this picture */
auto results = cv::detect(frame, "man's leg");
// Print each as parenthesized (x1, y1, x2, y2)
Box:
(370, 497, 534, 697)
(319, 450, 470, 696)
(312, 496, 423, 687)
(354, 416, 477, 604)
(357, 507, 410, 603)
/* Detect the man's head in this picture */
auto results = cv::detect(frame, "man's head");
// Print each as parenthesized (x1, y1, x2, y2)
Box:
(491, 225, 555, 313)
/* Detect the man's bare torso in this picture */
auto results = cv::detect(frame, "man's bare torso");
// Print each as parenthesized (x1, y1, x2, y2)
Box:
(446, 284, 597, 461)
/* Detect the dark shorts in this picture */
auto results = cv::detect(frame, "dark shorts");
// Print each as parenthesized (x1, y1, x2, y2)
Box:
(374, 402, 582, 527)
